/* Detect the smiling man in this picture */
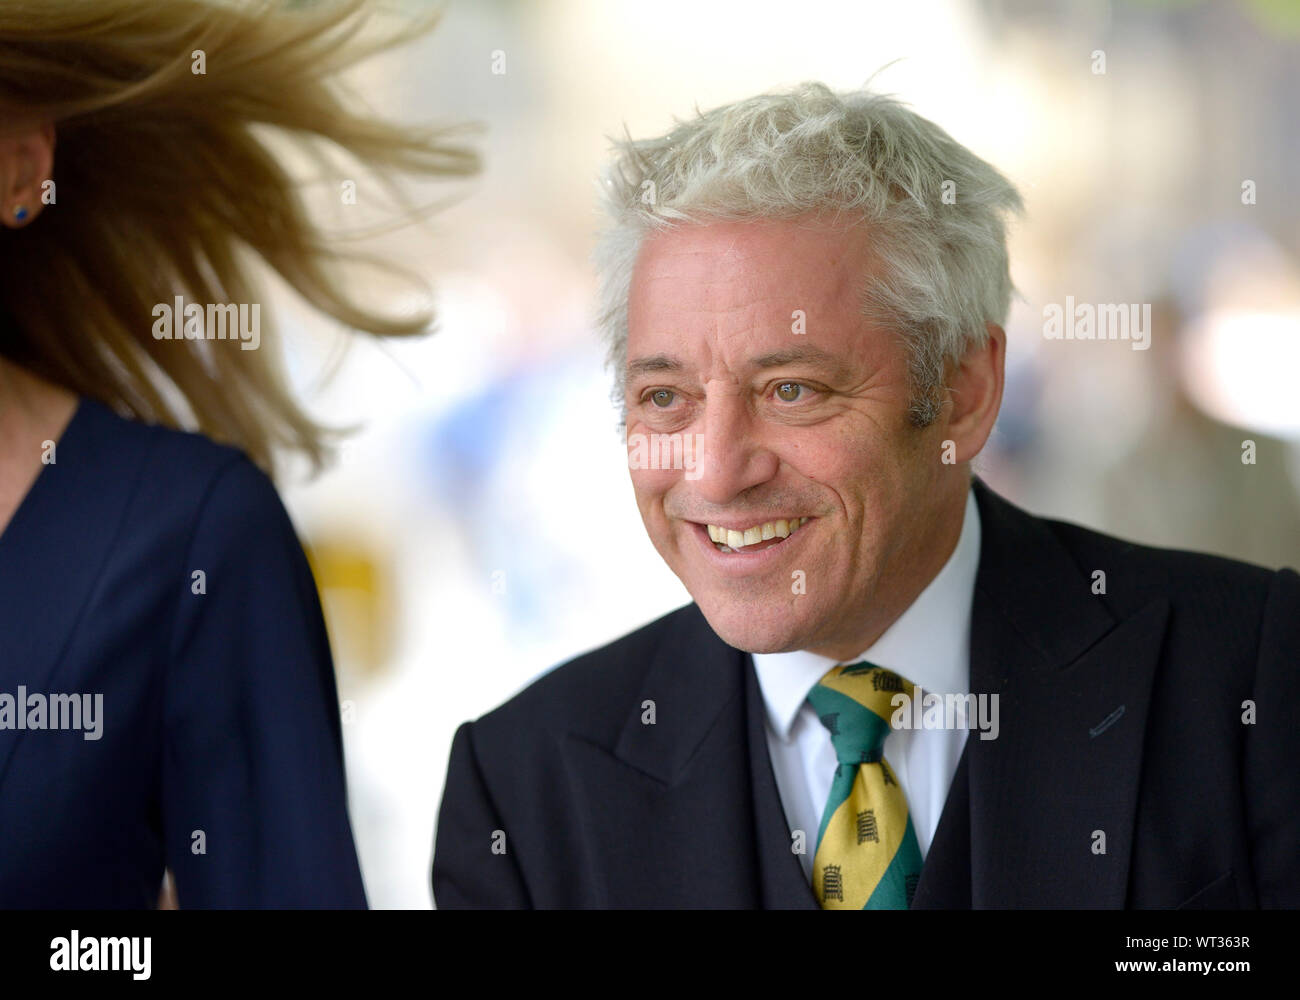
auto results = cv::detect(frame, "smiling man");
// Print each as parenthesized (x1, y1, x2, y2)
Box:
(621, 215, 988, 665)
(432, 83, 1299, 909)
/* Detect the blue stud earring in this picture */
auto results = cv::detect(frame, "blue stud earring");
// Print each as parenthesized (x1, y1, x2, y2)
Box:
(13, 205, 29, 223)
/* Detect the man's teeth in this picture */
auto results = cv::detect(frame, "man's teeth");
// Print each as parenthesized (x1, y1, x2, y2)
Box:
(707, 518, 810, 551)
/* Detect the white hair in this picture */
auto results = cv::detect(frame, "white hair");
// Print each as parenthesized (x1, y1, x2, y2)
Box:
(593, 82, 1024, 425)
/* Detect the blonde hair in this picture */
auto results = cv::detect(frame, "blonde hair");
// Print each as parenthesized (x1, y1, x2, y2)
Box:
(0, 0, 479, 472)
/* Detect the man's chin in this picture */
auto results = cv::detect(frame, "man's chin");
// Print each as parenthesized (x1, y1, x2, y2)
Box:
(693, 599, 817, 654)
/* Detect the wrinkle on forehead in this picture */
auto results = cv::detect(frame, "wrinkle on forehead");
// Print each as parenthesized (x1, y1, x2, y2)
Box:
(628, 217, 878, 376)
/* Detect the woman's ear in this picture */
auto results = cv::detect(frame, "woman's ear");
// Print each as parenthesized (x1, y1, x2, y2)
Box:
(1, 122, 55, 228)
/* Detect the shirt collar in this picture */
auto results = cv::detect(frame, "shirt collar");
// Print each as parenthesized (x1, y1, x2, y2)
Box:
(750, 485, 982, 742)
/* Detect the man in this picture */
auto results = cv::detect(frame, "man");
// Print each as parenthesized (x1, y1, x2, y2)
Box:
(431, 83, 1299, 908)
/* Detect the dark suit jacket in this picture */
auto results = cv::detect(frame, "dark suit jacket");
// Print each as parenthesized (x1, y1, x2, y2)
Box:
(0, 397, 367, 908)
(432, 477, 1300, 908)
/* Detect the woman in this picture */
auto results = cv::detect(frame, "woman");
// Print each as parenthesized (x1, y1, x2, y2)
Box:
(0, 0, 477, 907)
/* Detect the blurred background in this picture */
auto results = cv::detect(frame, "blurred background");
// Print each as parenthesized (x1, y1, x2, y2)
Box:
(264, 0, 1300, 907)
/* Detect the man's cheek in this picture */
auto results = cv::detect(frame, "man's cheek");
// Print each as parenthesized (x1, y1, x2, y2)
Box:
(627, 430, 704, 480)
(628, 464, 681, 495)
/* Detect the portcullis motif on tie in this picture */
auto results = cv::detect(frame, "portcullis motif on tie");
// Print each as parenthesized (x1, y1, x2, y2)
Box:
(808, 661, 922, 909)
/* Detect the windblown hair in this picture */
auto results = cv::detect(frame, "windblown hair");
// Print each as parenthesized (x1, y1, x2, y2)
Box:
(0, 0, 479, 472)
(594, 82, 1024, 426)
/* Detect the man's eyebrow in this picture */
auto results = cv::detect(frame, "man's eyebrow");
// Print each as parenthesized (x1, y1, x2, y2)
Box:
(750, 346, 853, 381)
(625, 346, 855, 381)
(626, 354, 683, 379)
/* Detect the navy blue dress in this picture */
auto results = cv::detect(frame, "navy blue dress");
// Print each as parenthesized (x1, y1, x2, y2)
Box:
(0, 397, 367, 907)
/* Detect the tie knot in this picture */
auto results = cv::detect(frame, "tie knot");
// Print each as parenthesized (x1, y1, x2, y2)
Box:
(807, 661, 916, 766)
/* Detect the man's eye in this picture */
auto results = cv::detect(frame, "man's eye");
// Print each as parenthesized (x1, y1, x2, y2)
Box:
(775, 382, 805, 402)
(648, 389, 675, 407)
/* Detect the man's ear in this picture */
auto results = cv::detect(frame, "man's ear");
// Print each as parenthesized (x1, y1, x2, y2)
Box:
(1, 122, 56, 228)
(944, 322, 1005, 464)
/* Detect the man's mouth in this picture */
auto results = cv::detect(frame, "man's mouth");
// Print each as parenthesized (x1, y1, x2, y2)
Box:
(705, 517, 811, 554)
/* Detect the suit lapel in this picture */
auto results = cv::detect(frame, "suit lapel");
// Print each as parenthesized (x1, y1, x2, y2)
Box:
(0, 399, 151, 788)
(559, 604, 760, 906)
(608, 603, 743, 785)
(566, 604, 816, 907)
(911, 737, 973, 908)
(966, 478, 1169, 907)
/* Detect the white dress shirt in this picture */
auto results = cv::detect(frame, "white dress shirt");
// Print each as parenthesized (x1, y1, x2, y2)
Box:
(750, 486, 981, 879)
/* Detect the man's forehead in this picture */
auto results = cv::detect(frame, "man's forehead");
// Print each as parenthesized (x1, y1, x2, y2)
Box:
(636, 215, 867, 274)
(629, 218, 872, 331)
(624, 217, 885, 379)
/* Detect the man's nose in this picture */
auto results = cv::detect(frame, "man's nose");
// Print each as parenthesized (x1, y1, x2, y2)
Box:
(690, 393, 779, 505)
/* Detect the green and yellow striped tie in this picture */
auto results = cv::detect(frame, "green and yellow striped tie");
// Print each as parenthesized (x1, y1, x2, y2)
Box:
(808, 661, 922, 910)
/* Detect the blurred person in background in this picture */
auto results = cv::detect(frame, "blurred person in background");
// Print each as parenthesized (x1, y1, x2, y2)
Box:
(0, 0, 475, 907)
(1100, 284, 1300, 569)
(432, 83, 1299, 909)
